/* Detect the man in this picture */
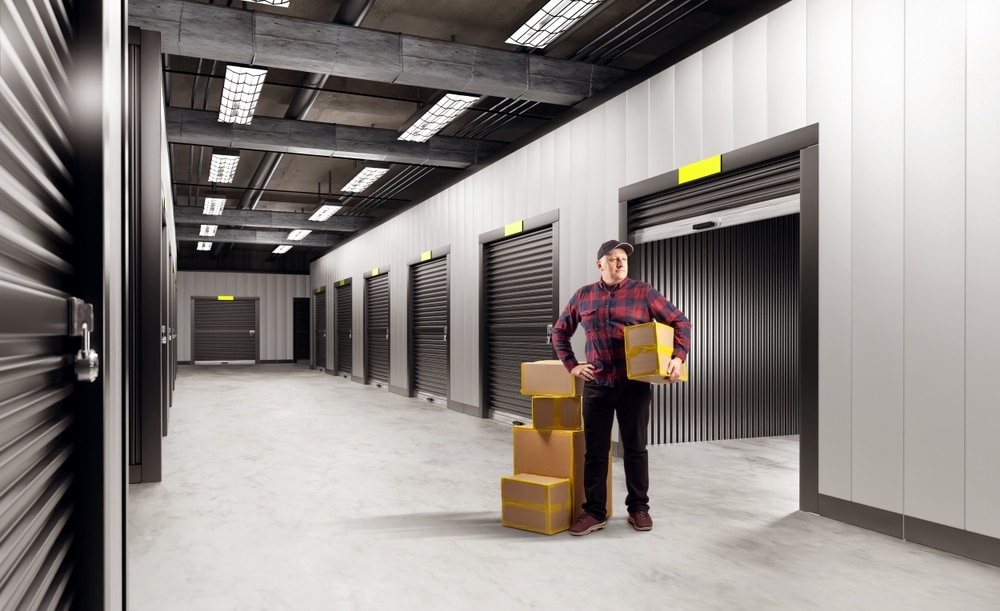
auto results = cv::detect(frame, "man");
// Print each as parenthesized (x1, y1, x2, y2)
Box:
(551, 239, 690, 535)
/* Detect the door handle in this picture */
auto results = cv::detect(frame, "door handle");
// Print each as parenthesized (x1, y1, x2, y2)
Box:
(443, 325, 448, 342)
(249, 329, 255, 335)
(546, 323, 553, 345)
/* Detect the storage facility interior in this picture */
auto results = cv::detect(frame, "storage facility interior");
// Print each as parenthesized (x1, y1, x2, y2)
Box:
(2, 0, 999, 608)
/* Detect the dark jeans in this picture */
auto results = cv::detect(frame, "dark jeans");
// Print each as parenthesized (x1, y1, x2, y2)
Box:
(581, 380, 652, 520)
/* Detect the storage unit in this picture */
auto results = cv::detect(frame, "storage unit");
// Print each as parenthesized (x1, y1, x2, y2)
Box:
(410, 255, 449, 403)
(335, 280, 352, 376)
(314, 288, 327, 369)
(192, 297, 259, 364)
(365, 272, 390, 387)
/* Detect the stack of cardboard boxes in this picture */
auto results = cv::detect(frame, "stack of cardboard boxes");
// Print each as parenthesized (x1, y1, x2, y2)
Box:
(500, 360, 611, 535)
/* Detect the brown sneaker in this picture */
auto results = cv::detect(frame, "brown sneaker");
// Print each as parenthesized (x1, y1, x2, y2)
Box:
(569, 511, 607, 536)
(628, 510, 653, 531)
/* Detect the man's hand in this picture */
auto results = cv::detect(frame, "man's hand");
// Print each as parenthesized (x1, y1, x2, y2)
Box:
(571, 363, 596, 382)
(666, 357, 683, 382)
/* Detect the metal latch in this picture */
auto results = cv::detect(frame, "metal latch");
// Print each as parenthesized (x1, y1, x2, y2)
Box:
(68, 297, 99, 383)
(443, 325, 448, 342)
(161, 325, 168, 345)
(546, 323, 553, 345)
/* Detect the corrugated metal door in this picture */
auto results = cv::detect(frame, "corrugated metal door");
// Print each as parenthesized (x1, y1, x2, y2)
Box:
(365, 274, 390, 387)
(410, 257, 448, 403)
(628, 154, 800, 444)
(314, 290, 326, 369)
(0, 0, 88, 605)
(335, 284, 352, 376)
(483, 227, 556, 418)
(192, 298, 259, 364)
(293, 298, 309, 361)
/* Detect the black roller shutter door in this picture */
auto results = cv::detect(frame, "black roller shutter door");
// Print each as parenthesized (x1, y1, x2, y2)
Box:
(293, 298, 309, 361)
(335, 284, 352, 376)
(314, 291, 326, 369)
(629, 154, 800, 233)
(366, 274, 390, 387)
(627, 154, 800, 444)
(484, 227, 556, 418)
(0, 0, 86, 605)
(411, 257, 448, 403)
(192, 299, 258, 364)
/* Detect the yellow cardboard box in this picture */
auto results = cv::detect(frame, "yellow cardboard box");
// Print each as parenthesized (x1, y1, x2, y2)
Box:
(520, 360, 583, 396)
(624, 321, 688, 384)
(512, 426, 612, 518)
(501, 473, 573, 535)
(531, 396, 582, 430)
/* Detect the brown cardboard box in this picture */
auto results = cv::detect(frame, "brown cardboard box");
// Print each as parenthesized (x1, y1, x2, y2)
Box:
(623, 321, 688, 384)
(531, 396, 582, 430)
(512, 426, 612, 518)
(500, 473, 573, 535)
(520, 360, 583, 396)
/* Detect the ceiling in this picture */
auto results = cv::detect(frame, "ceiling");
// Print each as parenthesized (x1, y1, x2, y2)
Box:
(129, 0, 772, 274)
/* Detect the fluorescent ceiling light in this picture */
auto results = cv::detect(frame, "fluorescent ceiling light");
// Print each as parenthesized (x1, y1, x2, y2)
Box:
(309, 204, 342, 222)
(506, 0, 605, 48)
(203, 197, 226, 215)
(208, 149, 240, 183)
(218, 65, 268, 125)
(398, 93, 480, 142)
(342, 165, 390, 193)
(273, 245, 293, 254)
(197, 242, 213, 251)
(287, 229, 312, 241)
(247, 0, 290, 6)
(199, 224, 218, 237)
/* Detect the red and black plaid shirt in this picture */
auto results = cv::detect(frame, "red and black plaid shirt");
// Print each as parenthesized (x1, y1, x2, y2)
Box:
(552, 276, 690, 386)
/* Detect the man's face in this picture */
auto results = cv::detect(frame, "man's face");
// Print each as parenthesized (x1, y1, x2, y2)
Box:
(597, 247, 629, 286)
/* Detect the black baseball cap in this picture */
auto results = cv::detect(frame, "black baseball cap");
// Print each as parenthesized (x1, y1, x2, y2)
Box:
(596, 239, 634, 260)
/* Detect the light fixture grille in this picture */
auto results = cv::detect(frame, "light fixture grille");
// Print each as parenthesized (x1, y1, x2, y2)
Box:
(506, 0, 604, 49)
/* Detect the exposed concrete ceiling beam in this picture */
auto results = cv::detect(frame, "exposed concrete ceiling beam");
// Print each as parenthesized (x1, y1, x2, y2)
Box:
(176, 226, 341, 247)
(174, 207, 374, 232)
(166, 107, 504, 169)
(129, 0, 628, 106)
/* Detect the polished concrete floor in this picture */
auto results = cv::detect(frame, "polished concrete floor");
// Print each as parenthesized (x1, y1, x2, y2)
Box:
(128, 364, 1000, 610)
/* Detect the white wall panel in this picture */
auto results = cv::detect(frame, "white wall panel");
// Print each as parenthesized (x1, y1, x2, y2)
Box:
(702, 36, 734, 157)
(965, 0, 1000, 540)
(733, 18, 768, 148)
(808, 0, 857, 502)
(766, 0, 807, 138)
(625, 81, 650, 185)
(177, 271, 309, 362)
(903, 0, 966, 528)
(674, 52, 703, 166)
(647, 68, 675, 176)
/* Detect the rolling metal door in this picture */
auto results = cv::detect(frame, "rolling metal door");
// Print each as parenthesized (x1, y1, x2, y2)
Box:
(365, 274, 390, 387)
(335, 284, 352, 376)
(293, 298, 309, 361)
(0, 0, 89, 605)
(627, 154, 800, 444)
(192, 299, 258, 363)
(629, 154, 800, 234)
(314, 291, 326, 369)
(484, 227, 556, 418)
(411, 257, 448, 403)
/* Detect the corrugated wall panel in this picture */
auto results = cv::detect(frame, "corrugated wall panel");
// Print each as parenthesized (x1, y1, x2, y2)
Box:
(732, 18, 768, 149)
(636, 216, 800, 444)
(903, 1, 966, 529)
(674, 52, 703, 166)
(966, 0, 1000, 541)
(703, 36, 734, 157)
(625, 81, 649, 185)
(847, 0, 901, 509)
(648, 68, 675, 177)
(767, 0, 807, 136)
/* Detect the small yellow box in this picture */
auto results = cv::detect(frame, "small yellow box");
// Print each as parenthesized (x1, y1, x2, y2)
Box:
(520, 360, 583, 396)
(531, 396, 582, 430)
(501, 473, 573, 535)
(624, 321, 688, 384)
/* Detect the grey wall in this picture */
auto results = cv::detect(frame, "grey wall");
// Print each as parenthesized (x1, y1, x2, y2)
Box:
(177, 271, 310, 362)
(311, 0, 1000, 540)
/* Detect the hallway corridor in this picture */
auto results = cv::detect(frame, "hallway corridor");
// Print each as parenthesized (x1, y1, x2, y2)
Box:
(127, 365, 1000, 610)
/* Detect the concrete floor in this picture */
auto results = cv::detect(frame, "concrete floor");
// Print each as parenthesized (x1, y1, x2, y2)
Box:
(127, 364, 1000, 610)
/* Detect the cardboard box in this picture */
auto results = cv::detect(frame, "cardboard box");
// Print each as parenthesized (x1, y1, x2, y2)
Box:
(531, 396, 582, 430)
(520, 360, 583, 397)
(512, 426, 612, 518)
(501, 473, 573, 535)
(624, 321, 688, 384)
